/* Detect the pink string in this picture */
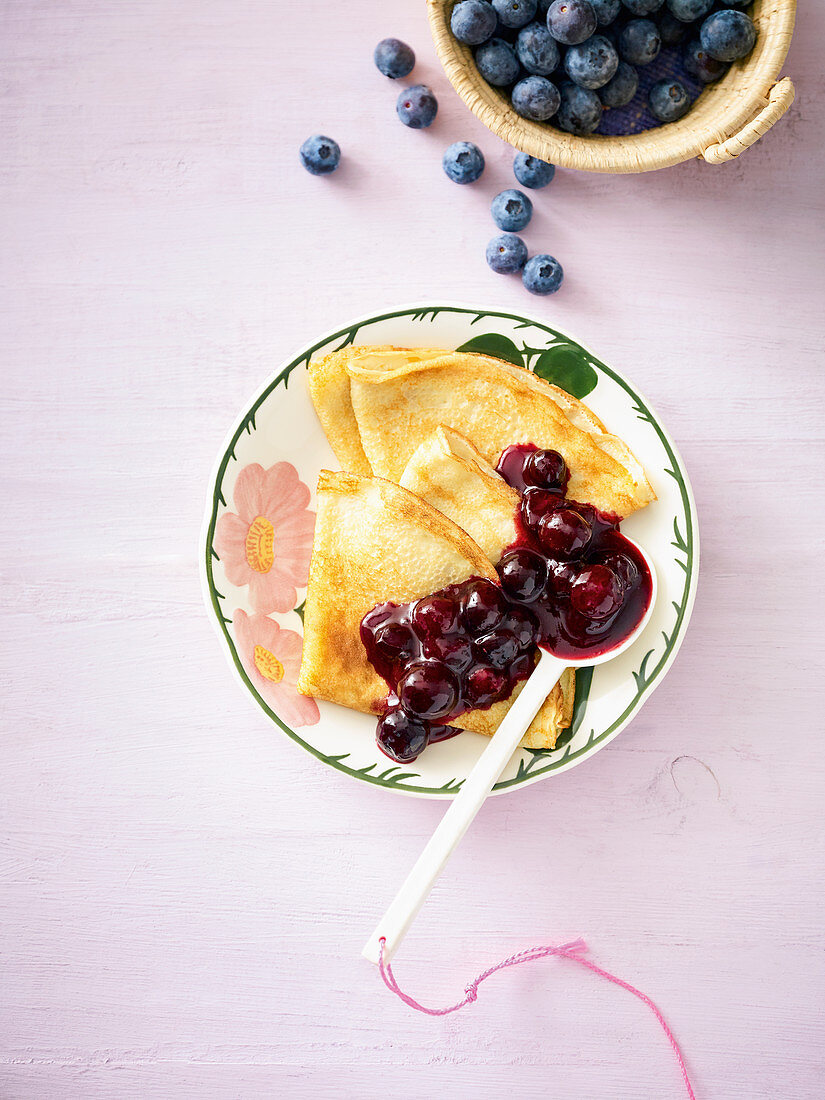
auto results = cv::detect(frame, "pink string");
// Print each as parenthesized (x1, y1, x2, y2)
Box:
(378, 937, 696, 1100)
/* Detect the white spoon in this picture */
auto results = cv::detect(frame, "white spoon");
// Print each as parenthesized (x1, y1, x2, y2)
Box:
(363, 539, 657, 966)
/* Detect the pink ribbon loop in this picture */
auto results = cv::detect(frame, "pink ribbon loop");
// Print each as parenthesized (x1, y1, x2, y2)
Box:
(376, 937, 696, 1100)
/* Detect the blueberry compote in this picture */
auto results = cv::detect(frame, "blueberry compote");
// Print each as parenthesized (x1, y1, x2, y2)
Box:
(361, 444, 651, 763)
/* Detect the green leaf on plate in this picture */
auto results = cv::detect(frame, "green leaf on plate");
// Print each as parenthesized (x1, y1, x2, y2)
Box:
(456, 333, 524, 367)
(533, 345, 598, 398)
(552, 665, 593, 752)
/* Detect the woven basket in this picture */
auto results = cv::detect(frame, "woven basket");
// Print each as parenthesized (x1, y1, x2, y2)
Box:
(428, 0, 796, 173)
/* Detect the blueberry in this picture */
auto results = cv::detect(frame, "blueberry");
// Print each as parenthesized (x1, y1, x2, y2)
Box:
(376, 708, 429, 763)
(299, 135, 341, 175)
(591, 0, 621, 22)
(487, 233, 529, 273)
(511, 75, 561, 119)
(373, 38, 415, 79)
(461, 578, 507, 632)
(396, 84, 438, 128)
(413, 594, 460, 636)
(599, 60, 639, 107)
(498, 547, 548, 602)
(515, 21, 561, 75)
(493, 0, 539, 29)
(619, 18, 661, 65)
(623, 0, 663, 13)
(513, 152, 556, 188)
(570, 564, 624, 619)
(524, 448, 568, 489)
(665, 0, 712, 21)
(473, 628, 520, 668)
(556, 81, 602, 134)
(538, 507, 591, 554)
(700, 10, 756, 62)
(397, 660, 459, 721)
(451, 0, 499, 44)
(443, 141, 486, 183)
(683, 38, 728, 82)
(649, 78, 690, 121)
(564, 34, 619, 89)
(522, 254, 564, 295)
(658, 10, 690, 46)
(520, 485, 565, 529)
(491, 188, 533, 231)
(475, 37, 521, 85)
(546, 0, 597, 46)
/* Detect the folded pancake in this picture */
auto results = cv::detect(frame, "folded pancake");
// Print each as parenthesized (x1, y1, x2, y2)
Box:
(297, 469, 573, 749)
(308, 345, 655, 518)
(399, 426, 520, 564)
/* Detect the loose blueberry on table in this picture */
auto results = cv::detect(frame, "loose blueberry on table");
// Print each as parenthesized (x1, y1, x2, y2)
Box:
(299, 135, 341, 176)
(373, 38, 415, 79)
(363, 445, 652, 763)
(443, 141, 486, 184)
(486, 233, 529, 273)
(522, 254, 564, 294)
(491, 188, 533, 231)
(396, 84, 438, 128)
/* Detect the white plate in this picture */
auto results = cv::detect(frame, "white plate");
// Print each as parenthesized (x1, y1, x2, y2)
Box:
(201, 303, 699, 799)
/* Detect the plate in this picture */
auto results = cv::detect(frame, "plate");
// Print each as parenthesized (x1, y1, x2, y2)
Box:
(201, 304, 699, 799)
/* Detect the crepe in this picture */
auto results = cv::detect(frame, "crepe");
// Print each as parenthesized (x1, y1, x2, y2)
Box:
(296, 469, 573, 749)
(308, 345, 655, 518)
(399, 426, 520, 565)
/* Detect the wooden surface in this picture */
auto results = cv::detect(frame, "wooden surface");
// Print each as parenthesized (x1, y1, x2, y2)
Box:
(2, 3, 823, 1097)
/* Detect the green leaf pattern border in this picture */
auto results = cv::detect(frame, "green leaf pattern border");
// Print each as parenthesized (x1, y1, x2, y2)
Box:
(203, 306, 697, 797)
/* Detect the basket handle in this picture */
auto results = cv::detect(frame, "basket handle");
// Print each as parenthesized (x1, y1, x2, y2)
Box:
(701, 77, 795, 164)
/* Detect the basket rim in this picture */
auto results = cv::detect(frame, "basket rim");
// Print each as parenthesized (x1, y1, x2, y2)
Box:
(427, 0, 797, 174)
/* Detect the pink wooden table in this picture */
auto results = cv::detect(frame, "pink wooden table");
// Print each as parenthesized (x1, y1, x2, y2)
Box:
(2, 2, 823, 1097)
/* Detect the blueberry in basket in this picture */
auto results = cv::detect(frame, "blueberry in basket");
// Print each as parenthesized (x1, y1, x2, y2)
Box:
(512, 75, 561, 120)
(451, 0, 499, 44)
(564, 33, 620, 89)
(546, 0, 598, 46)
(700, 9, 756, 62)
(475, 37, 522, 85)
(515, 20, 561, 75)
(556, 81, 603, 134)
(683, 39, 728, 83)
(649, 78, 690, 121)
(443, 141, 486, 183)
(599, 61, 639, 108)
(492, 0, 539, 29)
(666, 0, 713, 20)
(619, 18, 661, 66)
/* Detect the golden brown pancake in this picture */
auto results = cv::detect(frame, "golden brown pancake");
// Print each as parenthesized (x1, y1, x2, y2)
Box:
(308, 345, 655, 518)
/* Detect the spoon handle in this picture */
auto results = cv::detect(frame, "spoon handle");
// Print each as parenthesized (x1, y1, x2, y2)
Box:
(362, 649, 568, 966)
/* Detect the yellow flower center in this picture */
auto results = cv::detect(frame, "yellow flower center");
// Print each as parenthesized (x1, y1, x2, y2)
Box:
(253, 645, 284, 683)
(245, 515, 275, 573)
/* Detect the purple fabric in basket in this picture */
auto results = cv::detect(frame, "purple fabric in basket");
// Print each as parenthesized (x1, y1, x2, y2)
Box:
(597, 44, 704, 136)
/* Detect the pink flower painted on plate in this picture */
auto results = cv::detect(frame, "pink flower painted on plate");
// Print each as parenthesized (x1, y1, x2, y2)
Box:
(233, 610, 320, 728)
(214, 462, 315, 614)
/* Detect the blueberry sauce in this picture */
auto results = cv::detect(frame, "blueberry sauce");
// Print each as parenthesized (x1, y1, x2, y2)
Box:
(361, 443, 652, 763)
